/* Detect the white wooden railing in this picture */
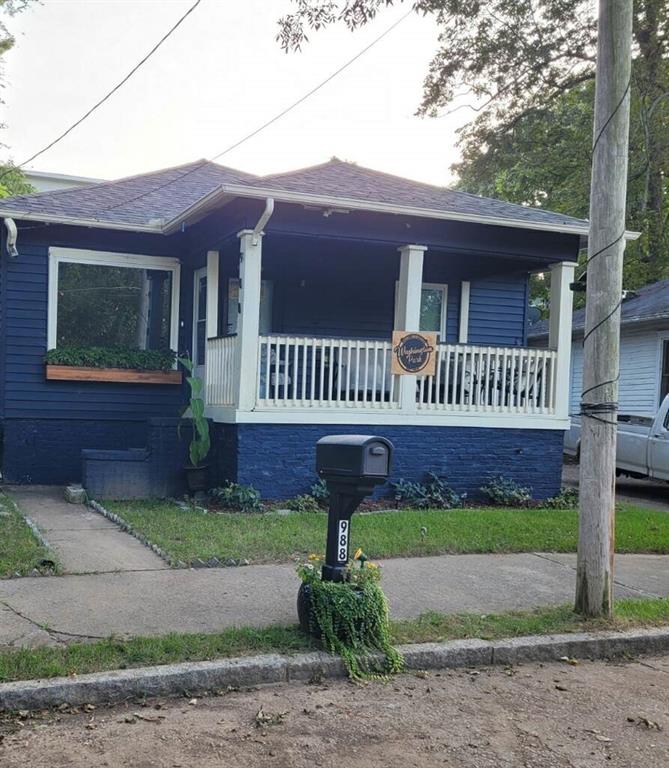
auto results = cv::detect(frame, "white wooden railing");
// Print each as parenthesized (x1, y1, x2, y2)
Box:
(417, 344, 558, 414)
(206, 335, 558, 416)
(206, 334, 237, 406)
(256, 336, 400, 409)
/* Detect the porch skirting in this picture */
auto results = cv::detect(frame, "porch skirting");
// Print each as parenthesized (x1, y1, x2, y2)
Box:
(211, 423, 565, 501)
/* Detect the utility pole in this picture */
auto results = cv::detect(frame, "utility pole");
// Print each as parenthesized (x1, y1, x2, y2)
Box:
(575, 0, 633, 617)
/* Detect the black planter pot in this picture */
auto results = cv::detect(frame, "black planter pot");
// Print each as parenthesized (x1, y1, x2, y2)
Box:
(297, 582, 318, 637)
(185, 464, 209, 493)
(297, 581, 366, 640)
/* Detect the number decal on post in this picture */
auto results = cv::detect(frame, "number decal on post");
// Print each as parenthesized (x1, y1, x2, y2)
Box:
(337, 520, 349, 563)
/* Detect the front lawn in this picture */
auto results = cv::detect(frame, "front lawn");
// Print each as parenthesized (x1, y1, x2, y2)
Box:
(105, 500, 669, 565)
(2, 597, 668, 682)
(0, 493, 57, 578)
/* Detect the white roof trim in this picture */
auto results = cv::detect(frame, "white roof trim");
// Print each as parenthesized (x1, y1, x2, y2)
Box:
(0, 209, 162, 233)
(179, 183, 640, 240)
(0, 182, 643, 240)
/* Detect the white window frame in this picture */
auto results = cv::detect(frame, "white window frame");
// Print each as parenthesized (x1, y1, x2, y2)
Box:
(394, 281, 448, 338)
(47, 247, 181, 353)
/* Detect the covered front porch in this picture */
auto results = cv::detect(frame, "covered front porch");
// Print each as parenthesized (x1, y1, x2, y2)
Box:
(195, 222, 575, 430)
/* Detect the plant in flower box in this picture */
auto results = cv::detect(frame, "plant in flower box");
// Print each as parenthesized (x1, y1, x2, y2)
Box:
(296, 549, 403, 680)
(178, 355, 210, 493)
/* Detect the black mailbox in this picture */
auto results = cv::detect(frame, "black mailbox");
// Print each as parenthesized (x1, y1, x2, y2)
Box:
(315, 434, 393, 582)
(317, 435, 392, 485)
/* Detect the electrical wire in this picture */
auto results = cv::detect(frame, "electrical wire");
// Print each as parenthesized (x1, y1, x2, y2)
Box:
(0, 0, 202, 185)
(98, 8, 413, 214)
(578, 76, 632, 426)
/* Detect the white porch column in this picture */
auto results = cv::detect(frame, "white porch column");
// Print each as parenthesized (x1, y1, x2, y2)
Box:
(396, 244, 427, 411)
(206, 250, 219, 339)
(549, 261, 578, 419)
(235, 231, 263, 411)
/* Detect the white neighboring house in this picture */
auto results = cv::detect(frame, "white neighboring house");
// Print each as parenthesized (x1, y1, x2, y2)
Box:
(529, 278, 669, 418)
(23, 170, 104, 193)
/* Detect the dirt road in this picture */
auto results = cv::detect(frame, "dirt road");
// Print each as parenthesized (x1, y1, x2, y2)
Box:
(2, 655, 669, 767)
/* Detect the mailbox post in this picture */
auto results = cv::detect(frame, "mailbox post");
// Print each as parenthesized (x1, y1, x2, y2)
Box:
(316, 435, 393, 582)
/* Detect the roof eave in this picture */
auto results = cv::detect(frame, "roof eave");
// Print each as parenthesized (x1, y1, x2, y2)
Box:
(181, 182, 605, 239)
(0, 209, 162, 234)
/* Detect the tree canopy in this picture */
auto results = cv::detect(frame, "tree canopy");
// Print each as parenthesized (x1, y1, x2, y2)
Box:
(0, 1, 36, 196)
(277, 0, 668, 282)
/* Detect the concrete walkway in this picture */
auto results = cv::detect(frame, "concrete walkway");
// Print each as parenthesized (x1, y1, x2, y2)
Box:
(7, 486, 166, 575)
(2, 486, 668, 649)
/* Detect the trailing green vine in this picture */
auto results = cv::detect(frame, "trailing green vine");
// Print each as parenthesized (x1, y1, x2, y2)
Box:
(297, 552, 403, 680)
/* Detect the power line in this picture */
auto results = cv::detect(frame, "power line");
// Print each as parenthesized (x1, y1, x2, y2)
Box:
(99, 8, 413, 214)
(0, 0, 202, 185)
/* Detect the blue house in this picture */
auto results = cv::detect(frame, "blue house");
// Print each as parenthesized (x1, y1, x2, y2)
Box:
(0, 158, 590, 498)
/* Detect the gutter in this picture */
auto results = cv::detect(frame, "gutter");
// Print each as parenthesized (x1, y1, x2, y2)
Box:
(188, 183, 641, 241)
(0, 209, 162, 234)
(0, 186, 643, 242)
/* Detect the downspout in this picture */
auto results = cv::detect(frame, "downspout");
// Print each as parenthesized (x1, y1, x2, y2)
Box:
(251, 198, 274, 245)
(4, 218, 18, 258)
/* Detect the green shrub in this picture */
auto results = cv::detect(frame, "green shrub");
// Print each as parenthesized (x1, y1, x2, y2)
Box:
(210, 482, 262, 513)
(45, 346, 176, 371)
(541, 486, 579, 509)
(284, 494, 321, 513)
(310, 478, 330, 507)
(480, 475, 532, 506)
(392, 472, 465, 509)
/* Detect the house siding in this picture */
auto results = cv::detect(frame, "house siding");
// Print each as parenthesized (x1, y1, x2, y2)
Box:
(570, 328, 661, 417)
(214, 423, 564, 500)
(0, 234, 192, 483)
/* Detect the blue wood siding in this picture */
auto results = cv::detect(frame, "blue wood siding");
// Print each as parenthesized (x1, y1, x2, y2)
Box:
(468, 274, 529, 346)
(3, 240, 189, 422)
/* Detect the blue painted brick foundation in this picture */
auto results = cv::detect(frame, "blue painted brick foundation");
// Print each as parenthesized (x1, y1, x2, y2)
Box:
(212, 424, 565, 501)
(2, 419, 148, 484)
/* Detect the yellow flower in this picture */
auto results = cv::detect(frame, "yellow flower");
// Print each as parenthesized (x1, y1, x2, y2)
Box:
(308, 553, 320, 561)
(353, 548, 363, 560)
(366, 562, 379, 569)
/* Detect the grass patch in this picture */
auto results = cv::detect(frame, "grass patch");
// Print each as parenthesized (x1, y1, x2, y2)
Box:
(0, 493, 57, 578)
(1, 597, 668, 683)
(106, 500, 669, 564)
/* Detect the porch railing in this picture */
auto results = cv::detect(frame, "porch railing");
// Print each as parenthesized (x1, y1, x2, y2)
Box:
(206, 334, 558, 416)
(416, 344, 557, 414)
(257, 336, 399, 409)
(206, 334, 238, 406)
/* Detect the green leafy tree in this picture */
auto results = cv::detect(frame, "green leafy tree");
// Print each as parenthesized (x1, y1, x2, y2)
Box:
(0, 1, 37, 197)
(277, 1, 668, 275)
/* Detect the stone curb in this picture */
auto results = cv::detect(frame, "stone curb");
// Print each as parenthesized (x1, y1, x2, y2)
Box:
(88, 500, 178, 568)
(2, 627, 669, 712)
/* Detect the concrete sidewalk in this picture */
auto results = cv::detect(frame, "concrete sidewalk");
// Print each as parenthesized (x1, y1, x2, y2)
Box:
(2, 551, 668, 648)
(2, 485, 668, 649)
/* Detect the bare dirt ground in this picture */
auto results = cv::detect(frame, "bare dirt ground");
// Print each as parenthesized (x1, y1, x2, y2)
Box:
(2, 656, 669, 767)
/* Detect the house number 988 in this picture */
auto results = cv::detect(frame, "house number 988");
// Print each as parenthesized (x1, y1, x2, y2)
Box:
(337, 520, 349, 563)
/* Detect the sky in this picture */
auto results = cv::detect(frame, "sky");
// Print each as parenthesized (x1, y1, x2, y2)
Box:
(1, 0, 472, 187)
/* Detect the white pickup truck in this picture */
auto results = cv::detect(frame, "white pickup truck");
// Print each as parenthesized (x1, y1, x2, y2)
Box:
(564, 395, 669, 481)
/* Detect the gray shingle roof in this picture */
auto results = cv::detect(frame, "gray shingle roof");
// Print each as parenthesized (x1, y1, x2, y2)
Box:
(529, 278, 669, 338)
(243, 159, 589, 230)
(0, 160, 257, 230)
(0, 157, 589, 234)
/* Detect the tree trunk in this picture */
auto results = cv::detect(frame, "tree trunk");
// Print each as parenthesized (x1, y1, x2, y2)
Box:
(575, 0, 633, 618)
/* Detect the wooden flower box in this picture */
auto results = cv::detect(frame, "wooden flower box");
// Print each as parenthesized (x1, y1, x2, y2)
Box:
(45, 365, 182, 385)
